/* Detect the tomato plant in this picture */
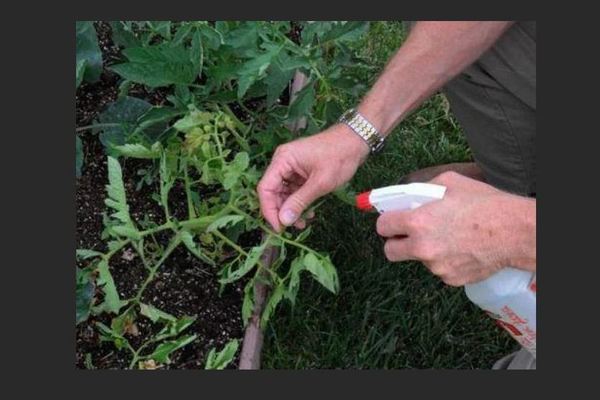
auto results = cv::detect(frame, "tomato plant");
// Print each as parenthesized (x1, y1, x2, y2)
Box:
(76, 21, 371, 369)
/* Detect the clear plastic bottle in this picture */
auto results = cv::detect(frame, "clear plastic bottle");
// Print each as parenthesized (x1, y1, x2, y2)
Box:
(356, 183, 536, 357)
(465, 269, 536, 357)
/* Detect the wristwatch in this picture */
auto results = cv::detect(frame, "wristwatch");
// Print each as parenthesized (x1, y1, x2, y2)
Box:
(338, 108, 385, 153)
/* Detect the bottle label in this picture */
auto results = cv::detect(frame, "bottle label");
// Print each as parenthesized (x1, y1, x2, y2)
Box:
(486, 305, 536, 357)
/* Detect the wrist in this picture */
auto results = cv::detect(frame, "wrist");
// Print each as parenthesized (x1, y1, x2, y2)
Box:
(330, 123, 371, 164)
(497, 193, 537, 272)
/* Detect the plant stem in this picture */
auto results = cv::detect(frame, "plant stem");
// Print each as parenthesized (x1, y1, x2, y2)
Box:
(76, 123, 122, 133)
(182, 159, 197, 219)
(212, 230, 248, 257)
(134, 234, 183, 304)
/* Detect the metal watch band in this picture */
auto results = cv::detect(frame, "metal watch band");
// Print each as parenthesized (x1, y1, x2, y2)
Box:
(338, 108, 385, 153)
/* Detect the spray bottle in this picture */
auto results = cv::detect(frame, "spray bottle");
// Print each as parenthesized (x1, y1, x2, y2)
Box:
(355, 183, 536, 357)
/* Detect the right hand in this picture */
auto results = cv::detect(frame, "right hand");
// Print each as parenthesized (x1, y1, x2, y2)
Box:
(257, 124, 370, 232)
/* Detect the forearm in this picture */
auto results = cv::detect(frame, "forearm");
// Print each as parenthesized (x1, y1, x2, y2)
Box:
(357, 21, 514, 135)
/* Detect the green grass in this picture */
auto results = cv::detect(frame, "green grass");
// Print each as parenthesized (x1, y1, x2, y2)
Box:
(261, 22, 516, 369)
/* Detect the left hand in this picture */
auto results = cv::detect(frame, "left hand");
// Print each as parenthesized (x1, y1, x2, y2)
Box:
(376, 171, 536, 286)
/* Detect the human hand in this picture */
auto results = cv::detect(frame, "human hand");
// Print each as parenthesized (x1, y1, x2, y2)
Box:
(376, 171, 536, 286)
(257, 124, 370, 232)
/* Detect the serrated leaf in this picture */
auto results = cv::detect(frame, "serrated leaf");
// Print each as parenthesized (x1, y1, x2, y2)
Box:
(236, 46, 281, 98)
(76, 249, 104, 260)
(76, 136, 83, 177)
(260, 283, 285, 328)
(110, 45, 197, 88)
(219, 243, 265, 284)
(285, 256, 305, 305)
(97, 259, 122, 314)
(105, 156, 134, 226)
(206, 215, 244, 232)
(111, 225, 141, 240)
(180, 231, 216, 266)
(303, 252, 339, 294)
(287, 82, 315, 120)
(205, 339, 239, 370)
(76, 21, 102, 83)
(140, 303, 176, 323)
(113, 143, 161, 159)
(149, 334, 197, 364)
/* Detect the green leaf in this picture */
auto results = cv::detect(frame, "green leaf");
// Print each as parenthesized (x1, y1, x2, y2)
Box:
(264, 61, 294, 107)
(148, 21, 171, 39)
(76, 249, 104, 260)
(206, 215, 244, 232)
(140, 303, 176, 323)
(76, 136, 83, 177)
(105, 156, 134, 226)
(172, 23, 193, 46)
(134, 106, 183, 140)
(205, 340, 239, 370)
(322, 21, 369, 42)
(113, 143, 161, 159)
(76, 267, 95, 324)
(241, 281, 254, 325)
(180, 231, 216, 266)
(76, 59, 87, 89)
(110, 45, 197, 88)
(109, 21, 140, 48)
(96, 259, 122, 314)
(287, 82, 315, 120)
(232, 152, 249, 171)
(111, 225, 141, 240)
(200, 25, 223, 50)
(190, 29, 203, 76)
(149, 334, 197, 364)
(224, 23, 258, 53)
(300, 21, 334, 45)
(285, 256, 304, 305)
(303, 252, 339, 294)
(219, 243, 266, 284)
(76, 21, 102, 83)
(98, 97, 153, 150)
(111, 308, 136, 336)
(236, 46, 281, 98)
(260, 283, 285, 328)
(173, 109, 213, 133)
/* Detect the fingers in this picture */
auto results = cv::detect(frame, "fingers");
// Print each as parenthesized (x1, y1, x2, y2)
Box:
(257, 158, 296, 232)
(279, 175, 327, 227)
(376, 210, 414, 238)
(383, 237, 416, 262)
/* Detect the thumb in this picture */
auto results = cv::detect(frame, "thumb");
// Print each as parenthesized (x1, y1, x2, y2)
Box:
(279, 177, 326, 226)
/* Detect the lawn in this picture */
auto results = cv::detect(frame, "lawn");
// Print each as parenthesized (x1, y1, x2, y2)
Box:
(261, 21, 516, 369)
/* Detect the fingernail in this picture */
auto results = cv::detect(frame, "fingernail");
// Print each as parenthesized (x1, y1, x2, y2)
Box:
(280, 209, 297, 225)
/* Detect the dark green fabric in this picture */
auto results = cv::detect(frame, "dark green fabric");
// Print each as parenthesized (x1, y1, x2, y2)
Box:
(443, 21, 536, 196)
